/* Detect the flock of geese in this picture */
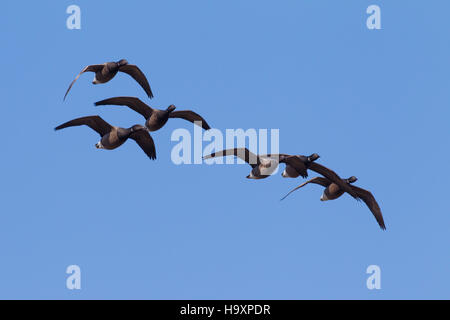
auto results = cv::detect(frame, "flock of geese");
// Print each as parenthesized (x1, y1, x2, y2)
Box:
(57, 59, 386, 230)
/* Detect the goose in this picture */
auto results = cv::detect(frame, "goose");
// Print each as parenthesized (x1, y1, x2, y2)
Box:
(54, 115, 156, 159)
(94, 96, 211, 131)
(203, 149, 321, 180)
(203, 149, 358, 197)
(281, 176, 386, 230)
(280, 155, 359, 199)
(63, 59, 153, 100)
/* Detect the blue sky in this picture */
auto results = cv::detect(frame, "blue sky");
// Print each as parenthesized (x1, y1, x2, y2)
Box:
(1, 0, 449, 299)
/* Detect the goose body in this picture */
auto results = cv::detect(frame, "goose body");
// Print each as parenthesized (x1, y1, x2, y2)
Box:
(320, 182, 345, 201)
(91, 62, 120, 84)
(96, 126, 130, 150)
(248, 156, 279, 179)
(279, 154, 320, 178)
(145, 108, 172, 131)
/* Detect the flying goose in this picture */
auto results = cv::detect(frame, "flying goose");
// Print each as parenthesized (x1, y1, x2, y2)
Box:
(203, 149, 358, 197)
(203, 149, 320, 180)
(280, 155, 359, 199)
(63, 59, 153, 100)
(281, 176, 386, 230)
(94, 96, 211, 131)
(54, 115, 156, 159)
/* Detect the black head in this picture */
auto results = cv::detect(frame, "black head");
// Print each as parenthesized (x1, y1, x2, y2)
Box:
(167, 105, 176, 113)
(130, 124, 147, 133)
(347, 176, 358, 183)
(117, 59, 129, 66)
(308, 153, 320, 162)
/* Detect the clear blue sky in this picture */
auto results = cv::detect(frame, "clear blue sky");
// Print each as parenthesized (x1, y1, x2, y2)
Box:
(1, 0, 449, 299)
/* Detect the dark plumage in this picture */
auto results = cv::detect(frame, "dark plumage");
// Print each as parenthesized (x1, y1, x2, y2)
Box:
(203, 149, 299, 179)
(279, 154, 359, 199)
(94, 96, 211, 131)
(54, 115, 156, 159)
(279, 154, 320, 178)
(63, 59, 153, 100)
(281, 176, 386, 230)
(203, 150, 355, 198)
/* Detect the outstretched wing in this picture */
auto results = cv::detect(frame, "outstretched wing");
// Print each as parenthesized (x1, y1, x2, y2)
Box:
(169, 111, 211, 130)
(119, 64, 154, 99)
(54, 115, 112, 136)
(63, 64, 103, 101)
(280, 177, 330, 201)
(129, 131, 157, 160)
(308, 162, 360, 200)
(350, 185, 386, 230)
(259, 154, 290, 161)
(203, 148, 259, 167)
(94, 96, 153, 119)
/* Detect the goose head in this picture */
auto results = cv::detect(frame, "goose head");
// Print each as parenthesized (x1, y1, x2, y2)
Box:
(308, 153, 320, 162)
(130, 124, 148, 133)
(117, 59, 129, 66)
(347, 176, 358, 184)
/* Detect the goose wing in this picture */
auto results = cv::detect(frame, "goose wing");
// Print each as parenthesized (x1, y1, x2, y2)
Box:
(119, 64, 154, 99)
(129, 130, 157, 160)
(94, 96, 153, 119)
(260, 154, 290, 161)
(54, 115, 112, 137)
(203, 148, 259, 167)
(280, 177, 330, 201)
(308, 162, 360, 199)
(349, 185, 386, 230)
(63, 64, 104, 101)
(169, 111, 211, 130)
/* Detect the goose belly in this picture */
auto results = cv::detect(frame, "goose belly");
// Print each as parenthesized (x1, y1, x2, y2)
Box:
(321, 184, 344, 201)
(94, 68, 116, 83)
(146, 115, 169, 131)
(100, 131, 125, 150)
(259, 159, 279, 177)
(282, 164, 302, 178)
